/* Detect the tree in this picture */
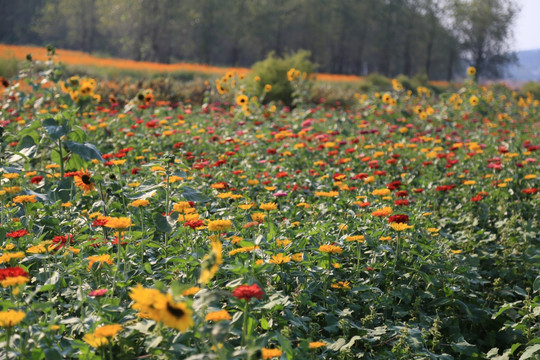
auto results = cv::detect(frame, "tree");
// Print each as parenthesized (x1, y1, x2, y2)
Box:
(451, 0, 518, 79)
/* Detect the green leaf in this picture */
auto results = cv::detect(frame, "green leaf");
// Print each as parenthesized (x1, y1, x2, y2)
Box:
(519, 344, 540, 360)
(16, 135, 36, 151)
(54, 179, 75, 203)
(153, 213, 174, 233)
(533, 276, 540, 293)
(65, 153, 87, 171)
(42, 118, 69, 140)
(182, 186, 209, 203)
(65, 141, 104, 162)
(451, 337, 479, 357)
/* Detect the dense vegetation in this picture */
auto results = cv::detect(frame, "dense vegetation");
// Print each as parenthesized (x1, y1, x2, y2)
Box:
(0, 50, 538, 359)
(1, 0, 518, 79)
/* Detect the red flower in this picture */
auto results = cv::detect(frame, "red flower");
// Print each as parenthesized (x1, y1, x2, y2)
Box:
(92, 219, 108, 227)
(184, 219, 205, 229)
(471, 195, 483, 202)
(388, 214, 409, 224)
(6, 229, 29, 239)
(89, 289, 108, 297)
(522, 188, 539, 194)
(131, 168, 141, 175)
(51, 235, 73, 252)
(387, 180, 402, 190)
(394, 199, 410, 206)
(0, 266, 29, 280)
(232, 284, 264, 301)
(30, 176, 43, 184)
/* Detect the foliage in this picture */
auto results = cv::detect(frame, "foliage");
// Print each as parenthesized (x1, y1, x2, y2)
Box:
(250, 50, 315, 105)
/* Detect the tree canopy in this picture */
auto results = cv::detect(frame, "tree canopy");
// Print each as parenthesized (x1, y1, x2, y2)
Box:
(0, 0, 518, 80)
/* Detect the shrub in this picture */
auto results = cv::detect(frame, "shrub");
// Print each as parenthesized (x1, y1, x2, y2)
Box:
(358, 73, 392, 92)
(520, 81, 540, 99)
(250, 50, 315, 105)
(0, 56, 18, 78)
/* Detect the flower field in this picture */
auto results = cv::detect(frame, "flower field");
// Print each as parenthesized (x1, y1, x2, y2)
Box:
(0, 57, 539, 360)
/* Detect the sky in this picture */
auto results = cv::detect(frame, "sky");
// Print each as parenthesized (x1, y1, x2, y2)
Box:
(514, 0, 540, 51)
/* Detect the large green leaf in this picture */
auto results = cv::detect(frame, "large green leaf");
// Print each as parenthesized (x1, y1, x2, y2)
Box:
(64, 141, 104, 162)
(42, 118, 69, 141)
(153, 213, 175, 233)
(182, 186, 209, 202)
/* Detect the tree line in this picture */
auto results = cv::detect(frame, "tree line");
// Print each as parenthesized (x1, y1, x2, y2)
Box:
(0, 0, 518, 80)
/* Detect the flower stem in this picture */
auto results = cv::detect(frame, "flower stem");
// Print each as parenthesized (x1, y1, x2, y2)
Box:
(5, 327, 11, 360)
(241, 301, 249, 347)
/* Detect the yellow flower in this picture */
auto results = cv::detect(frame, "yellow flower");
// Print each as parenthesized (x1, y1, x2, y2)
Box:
(469, 95, 479, 106)
(130, 199, 150, 207)
(2, 173, 19, 180)
(264, 84, 272, 92)
(314, 191, 339, 197)
(94, 324, 123, 338)
(524, 174, 537, 180)
(104, 217, 132, 230)
(276, 239, 291, 248)
(371, 207, 393, 217)
(379, 236, 392, 241)
(0, 252, 25, 264)
(87, 254, 114, 271)
(331, 281, 351, 290)
(269, 253, 291, 264)
(181, 287, 200, 296)
(205, 309, 232, 322)
(346, 235, 365, 243)
(207, 219, 232, 232)
(13, 195, 37, 204)
(318, 244, 342, 254)
(309, 341, 326, 349)
(463, 180, 476, 185)
(291, 253, 303, 262)
(390, 223, 414, 231)
(83, 333, 109, 348)
(229, 246, 259, 256)
(0, 310, 26, 328)
(236, 94, 248, 106)
(239, 203, 255, 210)
(251, 212, 266, 222)
(27, 244, 47, 254)
(450, 249, 463, 254)
(372, 188, 391, 196)
(259, 202, 277, 211)
(262, 348, 283, 359)
(467, 66, 476, 76)
(151, 166, 166, 173)
(198, 237, 222, 285)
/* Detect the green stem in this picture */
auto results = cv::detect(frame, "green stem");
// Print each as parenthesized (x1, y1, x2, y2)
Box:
(356, 240, 361, 272)
(139, 207, 145, 261)
(5, 327, 11, 360)
(242, 301, 250, 347)
(58, 139, 64, 178)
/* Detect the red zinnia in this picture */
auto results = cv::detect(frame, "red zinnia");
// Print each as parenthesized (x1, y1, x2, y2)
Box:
(184, 219, 205, 229)
(388, 214, 409, 224)
(6, 229, 29, 239)
(30, 176, 43, 184)
(0, 266, 29, 280)
(232, 284, 264, 301)
(89, 289, 108, 297)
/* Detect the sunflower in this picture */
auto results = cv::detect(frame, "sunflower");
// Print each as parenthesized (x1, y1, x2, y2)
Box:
(154, 294, 194, 331)
(236, 94, 248, 106)
(74, 169, 95, 193)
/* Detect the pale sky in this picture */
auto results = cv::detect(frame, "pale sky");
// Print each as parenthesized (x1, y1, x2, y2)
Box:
(514, 0, 540, 51)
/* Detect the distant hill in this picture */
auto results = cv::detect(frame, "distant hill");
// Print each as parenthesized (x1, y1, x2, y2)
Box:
(506, 49, 540, 81)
